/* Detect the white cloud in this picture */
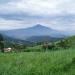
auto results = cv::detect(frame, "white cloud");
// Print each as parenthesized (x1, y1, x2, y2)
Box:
(0, 0, 75, 31)
(0, 16, 75, 31)
(0, 0, 75, 16)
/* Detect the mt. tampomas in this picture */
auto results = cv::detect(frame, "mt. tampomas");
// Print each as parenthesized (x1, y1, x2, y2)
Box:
(1, 24, 65, 42)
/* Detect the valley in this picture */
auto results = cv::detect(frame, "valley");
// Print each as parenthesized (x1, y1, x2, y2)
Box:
(0, 25, 75, 75)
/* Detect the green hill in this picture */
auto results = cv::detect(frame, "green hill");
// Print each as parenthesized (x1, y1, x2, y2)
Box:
(65, 36, 75, 47)
(55, 36, 75, 49)
(21, 36, 75, 52)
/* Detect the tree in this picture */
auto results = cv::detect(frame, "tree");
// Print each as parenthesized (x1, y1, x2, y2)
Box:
(42, 42, 49, 51)
(0, 34, 4, 53)
(58, 40, 70, 49)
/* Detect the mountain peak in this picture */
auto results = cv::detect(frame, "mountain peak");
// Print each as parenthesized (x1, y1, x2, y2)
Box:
(33, 24, 51, 29)
(34, 24, 44, 28)
(32, 24, 53, 31)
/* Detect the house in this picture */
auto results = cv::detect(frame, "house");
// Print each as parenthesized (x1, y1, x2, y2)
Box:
(4, 47, 12, 52)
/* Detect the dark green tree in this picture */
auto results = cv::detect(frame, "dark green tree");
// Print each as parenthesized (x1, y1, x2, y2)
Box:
(58, 40, 70, 49)
(0, 34, 4, 53)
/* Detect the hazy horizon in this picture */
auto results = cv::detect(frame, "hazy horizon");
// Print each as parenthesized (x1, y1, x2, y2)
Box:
(0, 0, 75, 32)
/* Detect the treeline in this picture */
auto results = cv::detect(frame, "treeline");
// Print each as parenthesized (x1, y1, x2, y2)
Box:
(42, 39, 70, 51)
(0, 33, 28, 52)
(23, 39, 71, 52)
(0, 33, 74, 52)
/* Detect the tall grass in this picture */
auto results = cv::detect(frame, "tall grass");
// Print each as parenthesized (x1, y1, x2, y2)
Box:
(0, 48, 75, 75)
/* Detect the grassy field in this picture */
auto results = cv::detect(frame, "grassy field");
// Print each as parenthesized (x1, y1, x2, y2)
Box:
(0, 48, 75, 75)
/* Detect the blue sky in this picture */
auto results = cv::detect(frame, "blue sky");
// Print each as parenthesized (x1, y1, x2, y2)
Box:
(0, 0, 75, 31)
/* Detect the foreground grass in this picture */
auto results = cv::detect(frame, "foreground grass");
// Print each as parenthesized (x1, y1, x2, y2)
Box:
(0, 48, 75, 75)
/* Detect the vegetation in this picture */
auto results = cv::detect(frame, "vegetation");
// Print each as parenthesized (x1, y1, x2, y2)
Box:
(0, 35, 75, 75)
(0, 35, 74, 52)
(0, 48, 75, 75)
(0, 34, 4, 53)
(22, 38, 71, 52)
(0, 34, 75, 52)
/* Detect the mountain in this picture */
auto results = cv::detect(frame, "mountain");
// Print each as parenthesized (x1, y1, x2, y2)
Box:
(0, 24, 65, 42)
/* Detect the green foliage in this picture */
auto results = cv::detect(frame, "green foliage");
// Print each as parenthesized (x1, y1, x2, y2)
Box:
(0, 34, 4, 52)
(0, 35, 75, 75)
(56, 39, 70, 49)
(0, 49, 75, 75)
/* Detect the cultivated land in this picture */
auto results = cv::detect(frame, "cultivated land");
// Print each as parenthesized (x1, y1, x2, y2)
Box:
(0, 48, 75, 75)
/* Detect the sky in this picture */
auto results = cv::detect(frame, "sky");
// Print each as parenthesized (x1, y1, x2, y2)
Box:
(0, 0, 75, 31)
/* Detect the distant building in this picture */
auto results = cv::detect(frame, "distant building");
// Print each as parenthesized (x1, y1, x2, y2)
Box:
(4, 47, 12, 52)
